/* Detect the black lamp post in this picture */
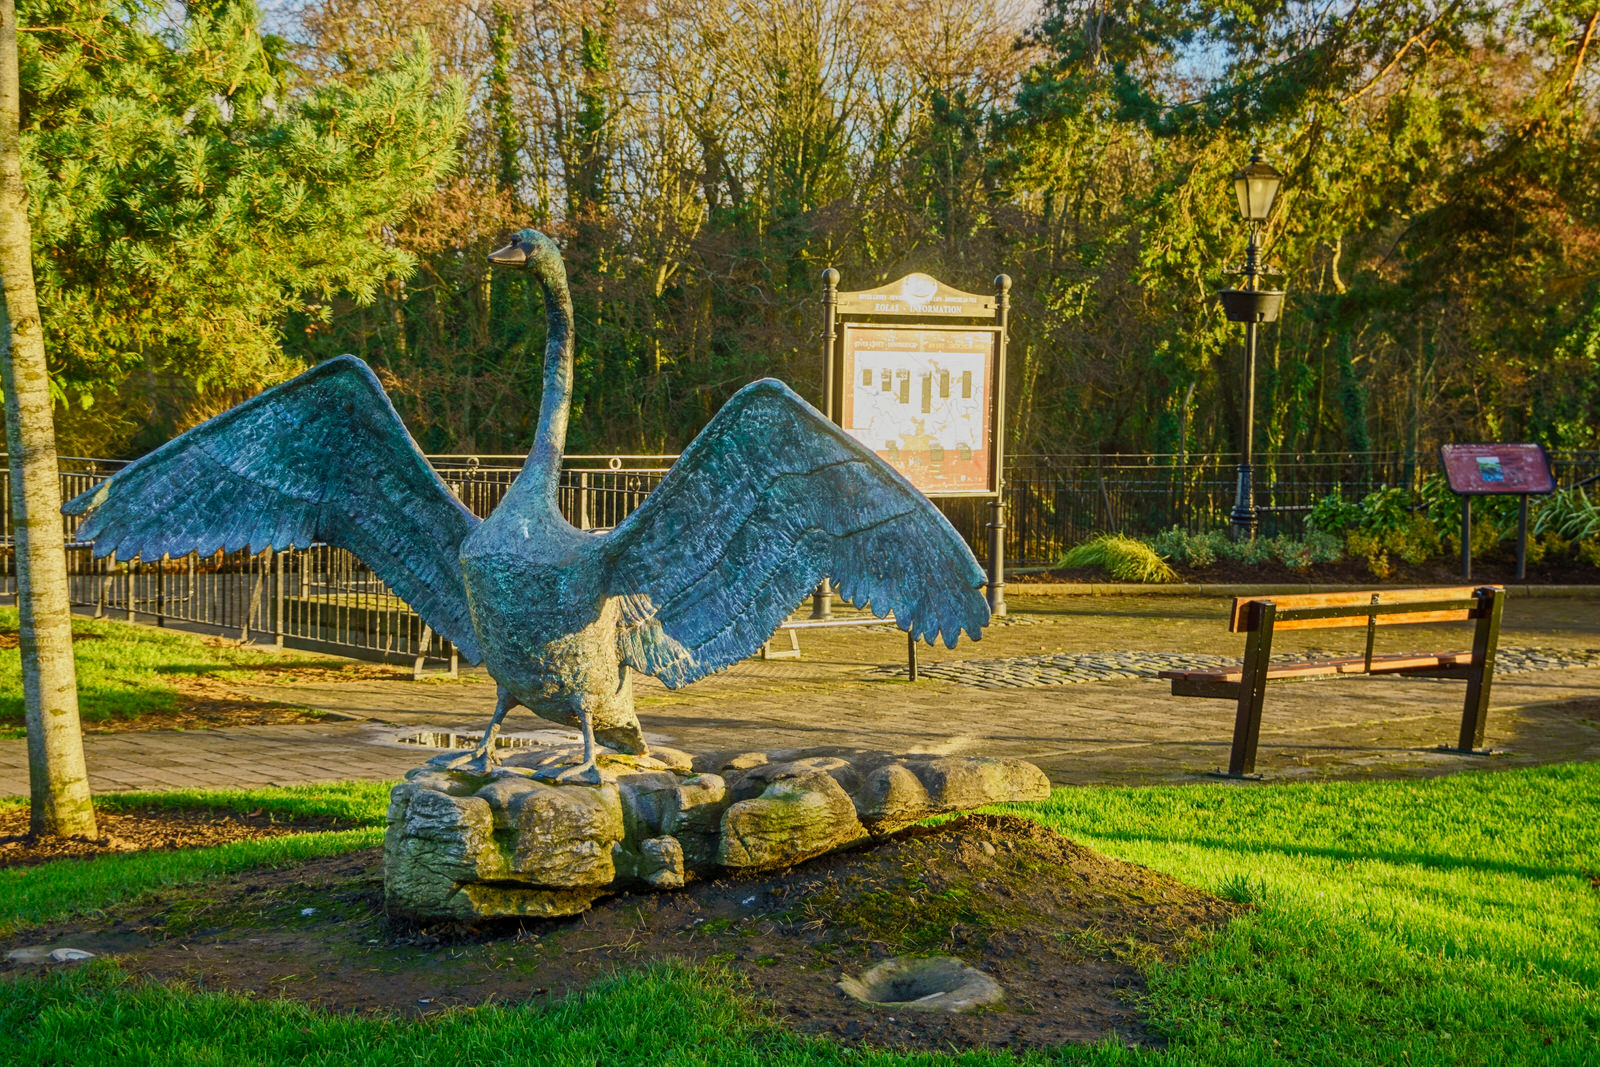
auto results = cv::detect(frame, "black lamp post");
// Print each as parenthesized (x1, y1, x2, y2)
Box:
(1217, 151, 1286, 540)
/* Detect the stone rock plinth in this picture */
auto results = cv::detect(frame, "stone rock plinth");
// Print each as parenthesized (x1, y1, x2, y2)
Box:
(384, 745, 1050, 921)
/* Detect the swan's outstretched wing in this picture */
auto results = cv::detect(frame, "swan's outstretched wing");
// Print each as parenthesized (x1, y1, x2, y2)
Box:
(62, 355, 483, 663)
(604, 378, 988, 687)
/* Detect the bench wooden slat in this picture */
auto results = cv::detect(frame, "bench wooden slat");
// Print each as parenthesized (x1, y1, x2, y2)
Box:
(1160, 650, 1475, 684)
(1266, 607, 1478, 632)
(1228, 587, 1484, 632)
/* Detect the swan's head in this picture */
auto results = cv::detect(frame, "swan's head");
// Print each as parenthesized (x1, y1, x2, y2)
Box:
(488, 228, 561, 272)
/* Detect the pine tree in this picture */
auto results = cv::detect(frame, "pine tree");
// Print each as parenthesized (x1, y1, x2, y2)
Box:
(15, 0, 466, 451)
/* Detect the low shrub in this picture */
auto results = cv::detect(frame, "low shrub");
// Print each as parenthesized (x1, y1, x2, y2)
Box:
(1059, 534, 1179, 583)
(1306, 490, 1363, 536)
(1148, 528, 1345, 572)
(1534, 487, 1600, 541)
(1150, 527, 1227, 568)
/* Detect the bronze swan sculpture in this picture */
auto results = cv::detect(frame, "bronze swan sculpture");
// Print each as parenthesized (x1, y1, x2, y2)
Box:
(63, 230, 989, 782)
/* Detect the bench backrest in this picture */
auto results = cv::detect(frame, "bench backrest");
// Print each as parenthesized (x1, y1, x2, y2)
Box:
(1228, 586, 1501, 633)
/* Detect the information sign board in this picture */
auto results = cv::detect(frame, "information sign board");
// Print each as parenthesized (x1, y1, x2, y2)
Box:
(1438, 444, 1555, 496)
(838, 325, 999, 496)
(817, 265, 1012, 616)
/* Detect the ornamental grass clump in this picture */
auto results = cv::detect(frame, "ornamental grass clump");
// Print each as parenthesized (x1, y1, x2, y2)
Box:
(1059, 535, 1179, 583)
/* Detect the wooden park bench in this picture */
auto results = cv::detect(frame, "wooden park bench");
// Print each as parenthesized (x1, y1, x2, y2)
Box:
(1160, 586, 1506, 778)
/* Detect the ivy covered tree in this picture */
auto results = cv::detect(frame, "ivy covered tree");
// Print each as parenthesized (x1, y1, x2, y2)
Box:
(14, 0, 465, 453)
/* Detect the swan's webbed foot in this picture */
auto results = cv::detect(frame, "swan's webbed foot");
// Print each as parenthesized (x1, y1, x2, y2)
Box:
(427, 724, 503, 774)
(427, 690, 516, 774)
(542, 759, 603, 786)
(531, 704, 603, 785)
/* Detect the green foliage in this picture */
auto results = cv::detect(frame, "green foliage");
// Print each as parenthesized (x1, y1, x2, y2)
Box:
(1533, 488, 1600, 542)
(1149, 527, 1344, 572)
(1151, 526, 1225, 568)
(1418, 474, 1461, 535)
(1060, 534, 1179, 583)
(1307, 490, 1365, 537)
(1307, 487, 1443, 570)
(17, 0, 464, 451)
(1353, 487, 1413, 536)
(182, 0, 1600, 463)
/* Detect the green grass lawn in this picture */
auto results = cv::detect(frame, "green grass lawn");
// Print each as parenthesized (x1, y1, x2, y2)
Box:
(4, 765, 1597, 1065)
(0, 782, 393, 937)
(0, 608, 350, 731)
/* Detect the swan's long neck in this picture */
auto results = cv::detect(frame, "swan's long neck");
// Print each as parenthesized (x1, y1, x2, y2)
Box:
(503, 252, 574, 519)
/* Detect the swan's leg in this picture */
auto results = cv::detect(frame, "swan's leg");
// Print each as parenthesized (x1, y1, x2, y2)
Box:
(431, 687, 517, 772)
(550, 704, 602, 785)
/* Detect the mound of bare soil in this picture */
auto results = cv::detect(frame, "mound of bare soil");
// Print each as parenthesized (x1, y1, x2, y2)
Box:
(1, 814, 1236, 1051)
(0, 807, 358, 868)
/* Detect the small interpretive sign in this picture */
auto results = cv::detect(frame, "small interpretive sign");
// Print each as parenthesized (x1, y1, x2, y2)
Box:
(1438, 444, 1555, 496)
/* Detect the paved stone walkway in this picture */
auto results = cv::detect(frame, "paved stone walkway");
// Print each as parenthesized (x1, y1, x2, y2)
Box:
(3, 594, 1597, 795)
(864, 646, 1600, 688)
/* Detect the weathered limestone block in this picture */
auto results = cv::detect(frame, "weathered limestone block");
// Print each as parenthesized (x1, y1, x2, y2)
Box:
(725, 756, 862, 802)
(646, 746, 696, 773)
(856, 762, 932, 833)
(659, 773, 729, 869)
(855, 755, 1051, 833)
(451, 883, 609, 919)
(489, 777, 622, 887)
(384, 782, 506, 920)
(717, 771, 868, 870)
(639, 836, 686, 888)
(617, 771, 683, 840)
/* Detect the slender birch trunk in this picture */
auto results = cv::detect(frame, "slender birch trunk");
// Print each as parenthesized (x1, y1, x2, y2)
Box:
(0, 0, 96, 838)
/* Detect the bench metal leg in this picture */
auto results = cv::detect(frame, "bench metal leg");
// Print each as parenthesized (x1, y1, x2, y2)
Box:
(1450, 587, 1503, 753)
(760, 628, 802, 661)
(1225, 602, 1276, 777)
(414, 625, 433, 681)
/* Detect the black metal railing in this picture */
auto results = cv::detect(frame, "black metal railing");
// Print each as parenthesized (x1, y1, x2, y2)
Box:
(4, 449, 1597, 666)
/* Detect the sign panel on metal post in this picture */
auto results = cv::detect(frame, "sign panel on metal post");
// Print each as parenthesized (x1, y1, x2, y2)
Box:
(1438, 443, 1556, 581)
(820, 268, 1011, 616)
(1438, 444, 1555, 495)
(838, 325, 999, 496)
(825, 273, 1005, 499)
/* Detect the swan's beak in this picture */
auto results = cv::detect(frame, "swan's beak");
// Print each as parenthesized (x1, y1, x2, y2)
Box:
(488, 238, 530, 266)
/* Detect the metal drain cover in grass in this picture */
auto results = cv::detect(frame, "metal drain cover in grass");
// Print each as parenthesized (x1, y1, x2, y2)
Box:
(838, 956, 1003, 1012)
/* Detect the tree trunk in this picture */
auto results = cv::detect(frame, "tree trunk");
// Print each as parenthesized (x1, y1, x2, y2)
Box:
(0, 0, 96, 838)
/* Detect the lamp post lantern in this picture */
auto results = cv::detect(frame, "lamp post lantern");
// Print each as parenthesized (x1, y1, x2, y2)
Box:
(1217, 151, 1286, 540)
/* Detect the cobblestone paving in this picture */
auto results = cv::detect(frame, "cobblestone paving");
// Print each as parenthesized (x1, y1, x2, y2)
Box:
(864, 646, 1600, 688)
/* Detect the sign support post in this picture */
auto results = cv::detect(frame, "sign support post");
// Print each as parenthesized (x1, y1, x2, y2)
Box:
(986, 275, 1011, 616)
(811, 268, 842, 620)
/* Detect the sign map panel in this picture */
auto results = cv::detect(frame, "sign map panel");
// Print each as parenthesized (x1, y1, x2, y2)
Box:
(1439, 443, 1555, 495)
(839, 325, 997, 496)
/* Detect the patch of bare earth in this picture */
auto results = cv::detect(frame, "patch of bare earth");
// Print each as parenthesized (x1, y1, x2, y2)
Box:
(1, 814, 1236, 1052)
(0, 807, 358, 868)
